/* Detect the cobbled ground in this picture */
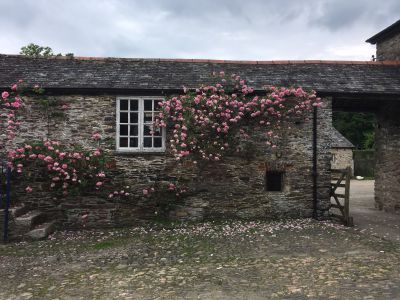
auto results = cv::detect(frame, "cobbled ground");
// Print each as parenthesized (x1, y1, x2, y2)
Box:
(1, 219, 400, 300)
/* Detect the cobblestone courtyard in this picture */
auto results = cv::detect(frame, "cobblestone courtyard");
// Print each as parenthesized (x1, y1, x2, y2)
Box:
(1, 217, 400, 300)
(1, 180, 400, 299)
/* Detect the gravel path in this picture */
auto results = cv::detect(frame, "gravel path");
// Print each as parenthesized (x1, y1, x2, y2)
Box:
(1, 219, 400, 299)
(349, 180, 400, 242)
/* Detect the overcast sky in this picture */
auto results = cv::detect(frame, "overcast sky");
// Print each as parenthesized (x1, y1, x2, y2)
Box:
(1, 0, 399, 60)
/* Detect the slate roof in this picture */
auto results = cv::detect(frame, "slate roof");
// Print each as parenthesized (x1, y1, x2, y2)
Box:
(1, 54, 400, 95)
(331, 128, 355, 149)
(366, 19, 400, 44)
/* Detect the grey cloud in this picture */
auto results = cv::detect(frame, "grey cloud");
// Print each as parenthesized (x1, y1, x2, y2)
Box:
(309, 0, 400, 31)
(0, 0, 398, 60)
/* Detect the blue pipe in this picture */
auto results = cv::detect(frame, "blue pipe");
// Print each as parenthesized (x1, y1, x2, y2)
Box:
(312, 106, 318, 219)
(3, 166, 11, 243)
(0, 164, 3, 208)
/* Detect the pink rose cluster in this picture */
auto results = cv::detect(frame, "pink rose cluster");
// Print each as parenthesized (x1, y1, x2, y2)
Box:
(167, 182, 187, 197)
(143, 182, 188, 199)
(154, 72, 321, 161)
(108, 187, 130, 198)
(8, 139, 108, 196)
(1, 82, 24, 142)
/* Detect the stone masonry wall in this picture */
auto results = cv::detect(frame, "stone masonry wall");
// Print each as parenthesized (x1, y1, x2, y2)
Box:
(375, 104, 400, 214)
(1, 94, 333, 228)
(316, 99, 333, 219)
(331, 148, 354, 176)
(376, 31, 400, 61)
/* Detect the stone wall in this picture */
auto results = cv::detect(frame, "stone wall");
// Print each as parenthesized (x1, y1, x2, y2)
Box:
(1, 94, 333, 228)
(375, 104, 400, 214)
(331, 148, 354, 176)
(376, 31, 400, 61)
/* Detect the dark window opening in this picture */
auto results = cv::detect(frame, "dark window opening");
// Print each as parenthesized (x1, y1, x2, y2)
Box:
(265, 171, 283, 192)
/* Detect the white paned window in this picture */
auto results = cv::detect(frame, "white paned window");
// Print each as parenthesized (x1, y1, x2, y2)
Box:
(116, 97, 165, 152)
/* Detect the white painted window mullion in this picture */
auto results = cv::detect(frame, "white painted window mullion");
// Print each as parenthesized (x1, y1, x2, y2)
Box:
(139, 98, 144, 151)
(116, 98, 120, 150)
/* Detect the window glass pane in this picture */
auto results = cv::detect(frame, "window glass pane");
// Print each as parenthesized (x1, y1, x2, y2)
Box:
(130, 112, 138, 123)
(144, 100, 153, 111)
(130, 100, 138, 111)
(154, 137, 162, 148)
(144, 137, 152, 148)
(120, 112, 128, 123)
(119, 137, 128, 147)
(153, 127, 162, 136)
(120, 100, 128, 110)
(119, 98, 165, 151)
(154, 100, 163, 111)
(144, 112, 153, 123)
(120, 125, 128, 136)
(143, 125, 152, 136)
(130, 125, 138, 136)
(129, 137, 138, 148)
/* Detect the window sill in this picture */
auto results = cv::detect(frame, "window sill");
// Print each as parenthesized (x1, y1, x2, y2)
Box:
(114, 150, 166, 156)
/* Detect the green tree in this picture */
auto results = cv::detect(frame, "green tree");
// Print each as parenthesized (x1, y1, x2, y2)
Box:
(20, 43, 54, 57)
(333, 112, 376, 149)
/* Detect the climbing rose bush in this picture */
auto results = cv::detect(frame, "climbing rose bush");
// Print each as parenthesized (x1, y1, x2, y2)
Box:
(155, 72, 321, 161)
(8, 140, 108, 196)
(1, 82, 110, 196)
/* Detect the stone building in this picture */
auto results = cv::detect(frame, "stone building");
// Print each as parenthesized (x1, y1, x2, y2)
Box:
(0, 20, 400, 232)
(331, 128, 354, 176)
(367, 19, 400, 213)
(367, 19, 400, 61)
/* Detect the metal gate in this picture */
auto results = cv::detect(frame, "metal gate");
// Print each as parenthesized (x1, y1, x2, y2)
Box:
(330, 167, 353, 226)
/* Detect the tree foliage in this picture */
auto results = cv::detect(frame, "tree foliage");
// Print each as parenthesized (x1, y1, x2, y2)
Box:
(20, 43, 54, 57)
(20, 43, 74, 58)
(333, 112, 376, 149)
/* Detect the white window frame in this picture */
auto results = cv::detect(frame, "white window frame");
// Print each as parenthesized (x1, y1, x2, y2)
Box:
(116, 96, 166, 153)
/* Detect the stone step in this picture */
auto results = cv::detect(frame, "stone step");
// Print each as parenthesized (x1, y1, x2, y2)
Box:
(10, 205, 30, 218)
(14, 210, 46, 230)
(25, 221, 56, 241)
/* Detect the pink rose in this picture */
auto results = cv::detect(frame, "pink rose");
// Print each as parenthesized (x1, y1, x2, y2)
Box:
(2, 91, 9, 99)
(92, 133, 101, 141)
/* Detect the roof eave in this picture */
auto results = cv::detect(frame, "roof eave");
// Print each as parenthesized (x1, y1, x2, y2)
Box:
(366, 19, 400, 44)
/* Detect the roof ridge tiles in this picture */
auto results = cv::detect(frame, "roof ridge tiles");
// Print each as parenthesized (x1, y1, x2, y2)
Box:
(1, 54, 400, 65)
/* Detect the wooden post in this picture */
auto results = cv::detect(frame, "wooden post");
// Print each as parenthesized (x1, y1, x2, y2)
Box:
(344, 167, 353, 226)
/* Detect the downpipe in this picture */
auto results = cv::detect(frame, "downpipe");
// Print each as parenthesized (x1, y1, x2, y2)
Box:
(312, 106, 318, 219)
(2, 164, 11, 243)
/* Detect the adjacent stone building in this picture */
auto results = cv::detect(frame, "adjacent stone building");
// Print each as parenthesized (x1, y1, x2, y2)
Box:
(367, 19, 400, 61)
(331, 128, 354, 176)
(367, 19, 400, 213)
